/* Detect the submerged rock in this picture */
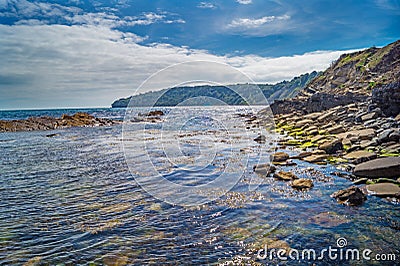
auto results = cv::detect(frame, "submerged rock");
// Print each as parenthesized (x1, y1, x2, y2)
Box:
(331, 186, 366, 206)
(353, 157, 400, 178)
(309, 212, 350, 228)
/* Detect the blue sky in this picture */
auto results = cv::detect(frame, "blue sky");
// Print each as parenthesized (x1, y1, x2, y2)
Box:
(0, 0, 399, 109)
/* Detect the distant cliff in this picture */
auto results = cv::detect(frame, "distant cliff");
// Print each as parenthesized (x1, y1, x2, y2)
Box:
(271, 40, 400, 115)
(111, 71, 319, 107)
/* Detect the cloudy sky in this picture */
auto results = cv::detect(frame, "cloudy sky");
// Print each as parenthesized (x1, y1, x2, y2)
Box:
(0, 0, 399, 109)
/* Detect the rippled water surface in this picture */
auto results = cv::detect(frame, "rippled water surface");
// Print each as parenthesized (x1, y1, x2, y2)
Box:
(0, 107, 399, 265)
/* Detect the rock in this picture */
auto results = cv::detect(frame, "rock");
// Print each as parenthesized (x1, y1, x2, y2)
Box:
(253, 164, 276, 176)
(353, 178, 368, 185)
(337, 129, 376, 141)
(271, 152, 289, 162)
(327, 125, 345, 134)
(309, 212, 350, 228)
(302, 154, 328, 163)
(377, 129, 394, 144)
(389, 131, 400, 142)
(254, 135, 266, 143)
(366, 183, 400, 197)
(361, 112, 378, 121)
(0, 112, 116, 132)
(291, 151, 312, 159)
(319, 139, 343, 154)
(147, 110, 164, 116)
(273, 171, 298, 181)
(343, 150, 377, 164)
(291, 178, 313, 189)
(331, 186, 366, 206)
(353, 157, 400, 178)
(376, 178, 400, 185)
(46, 133, 59, 137)
(395, 113, 400, 121)
(295, 119, 314, 127)
(372, 82, 400, 117)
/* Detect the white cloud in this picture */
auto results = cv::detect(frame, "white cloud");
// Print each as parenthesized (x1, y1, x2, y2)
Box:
(228, 14, 290, 28)
(197, 2, 217, 9)
(224, 14, 293, 36)
(1, 0, 185, 28)
(0, 23, 355, 109)
(236, 0, 252, 4)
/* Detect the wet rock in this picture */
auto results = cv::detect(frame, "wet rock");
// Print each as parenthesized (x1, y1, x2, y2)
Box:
(0, 112, 117, 132)
(353, 178, 368, 185)
(273, 171, 298, 181)
(309, 212, 350, 228)
(291, 151, 312, 159)
(291, 178, 313, 189)
(46, 133, 59, 137)
(376, 178, 400, 185)
(353, 157, 400, 178)
(253, 164, 276, 176)
(302, 154, 328, 163)
(331, 186, 367, 206)
(366, 183, 400, 198)
(343, 150, 377, 164)
(319, 139, 343, 154)
(271, 152, 289, 162)
(147, 110, 164, 116)
(254, 135, 266, 143)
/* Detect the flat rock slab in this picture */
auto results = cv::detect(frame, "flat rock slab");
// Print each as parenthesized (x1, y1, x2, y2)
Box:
(273, 171, 298, 181)
(302, 154, 328, 163)
(366, 183, 400, 197)
(291, 178, 313, 189)
(343, 150, 377, 164)
(354, 157, 400, 178)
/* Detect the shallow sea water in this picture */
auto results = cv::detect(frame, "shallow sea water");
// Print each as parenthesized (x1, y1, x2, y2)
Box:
(0, 107, 399, 265)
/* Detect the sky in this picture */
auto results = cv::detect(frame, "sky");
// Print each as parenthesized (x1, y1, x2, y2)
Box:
(0, 0, 399, 109)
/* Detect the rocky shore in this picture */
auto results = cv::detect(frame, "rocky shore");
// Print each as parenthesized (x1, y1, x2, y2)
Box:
(251, 40, 400, 206)
(0, 112, 119, 132)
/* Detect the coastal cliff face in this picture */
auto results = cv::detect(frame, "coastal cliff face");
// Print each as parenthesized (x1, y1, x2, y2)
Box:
(271, 40, 400, 116)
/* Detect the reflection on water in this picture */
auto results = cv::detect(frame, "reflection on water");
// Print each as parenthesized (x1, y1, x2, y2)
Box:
(0, 107, 399, 265)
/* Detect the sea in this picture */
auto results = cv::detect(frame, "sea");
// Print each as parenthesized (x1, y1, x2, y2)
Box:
(0, 107, 399, 265)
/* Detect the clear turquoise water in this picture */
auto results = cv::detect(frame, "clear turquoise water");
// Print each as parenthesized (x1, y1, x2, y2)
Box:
(0, 107, 398, 265)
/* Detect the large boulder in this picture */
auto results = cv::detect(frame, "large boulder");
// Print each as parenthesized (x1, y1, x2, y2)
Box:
(331, 186, 366, 206)
(319, 139, 343, 154)
(372, 82, 400, 117)
(353, 157, 400, 178)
